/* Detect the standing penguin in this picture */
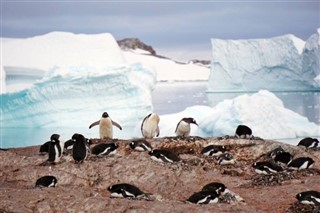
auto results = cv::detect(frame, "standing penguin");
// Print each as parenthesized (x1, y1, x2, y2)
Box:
(175, 117, 198, 137)
(89, 112, 122, 139)
(235, 125, 253, 139)
(72, 134, 88, 163)
(47, 134, 65, 164)
(141, 113, 160, 139)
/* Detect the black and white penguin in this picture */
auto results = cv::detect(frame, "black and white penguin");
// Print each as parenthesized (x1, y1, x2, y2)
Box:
(268, 146, 285, 159)
(141, 113, 160, 139)
(201, 145, 226, 157)
(108, 183, 149, 199)
(274, 151, 293, 165)
(217, 153, 235, 165)
(186, 190, 220, 204)
(235, 125, 252, 139)
(298, 137, 319, 149)
(39, 141, 53, 155)
(149, 149, 181, 163)
(296, 190, 320, 206)
(72, 134, 88, 163)
(252, 161, 283, 175)
(35, 175, 57, 188)
(288, 157, 315, 170)
(201, 182, 228, 195)
(175, 117, 198, 137)
(89, 112, 122, 139)
(129, 139, 152, 152)
(47, 134, 65, 164)
(91, 143, 119, 156)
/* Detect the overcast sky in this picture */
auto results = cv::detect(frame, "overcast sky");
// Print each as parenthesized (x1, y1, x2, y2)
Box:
(1, 1, 319, 61)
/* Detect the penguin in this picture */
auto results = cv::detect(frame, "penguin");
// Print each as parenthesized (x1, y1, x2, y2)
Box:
(47, 134, 65, 164)
(298, 137, 319, 149)
(108, 183, 150, 200)
(149, 149, 181, 163)
(252, 161, 283, 175)
(186, 190, 220, 204)
(129, 139, 152, 152)
(288, 157, 315, 170)
(72, 134, 88, 163)
(39, 141, 53, 155)
(268, 146, 285, 159)
(35, 175, 57, 188)
(235, 125, 252, 139)
(141, 113, 160, 139)
(89, 112, 122, 139)
(91, 143, 119, 156)
(296, 190, 320, 206)
(201, 145, 226, 157)
(175, 117, 198, 137)
(217, 153, 235, 165)
(274, 151, 293, 165)
(201, 182, 228, 195)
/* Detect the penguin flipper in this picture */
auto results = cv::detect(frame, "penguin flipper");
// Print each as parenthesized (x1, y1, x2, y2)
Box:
(112, 120, 122, 130)
(174, 121, 180, 133)
(156, 126, 160, 137)
(89, 121, 100, 129)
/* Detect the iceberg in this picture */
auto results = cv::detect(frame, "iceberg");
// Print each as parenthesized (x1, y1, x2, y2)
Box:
(1, 32, 156, 128)
(209, 29, 320, 91)
(156, 91, 320, 140)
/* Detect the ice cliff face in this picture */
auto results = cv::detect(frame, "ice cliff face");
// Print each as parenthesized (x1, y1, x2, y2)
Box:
(1, 32, 156, 128)
(209, 30, 320, 91)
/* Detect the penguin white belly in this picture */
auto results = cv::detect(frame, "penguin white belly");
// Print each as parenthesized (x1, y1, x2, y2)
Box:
(143, 120, 158, 138)
(99, 119, 113, 139)
(176, 121, 190, 137)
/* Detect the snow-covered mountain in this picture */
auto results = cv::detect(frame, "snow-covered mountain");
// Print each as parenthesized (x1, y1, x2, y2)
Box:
(208, 29, 320, 91)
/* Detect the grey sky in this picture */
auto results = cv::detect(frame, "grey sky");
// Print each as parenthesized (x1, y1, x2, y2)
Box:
(1, 1, 319, 60)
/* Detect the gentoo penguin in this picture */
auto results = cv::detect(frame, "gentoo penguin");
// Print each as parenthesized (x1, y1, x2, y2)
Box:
(269, 146, 285, 159)
(288, 157, 315, 170)
(129, 139, 152, 152)
(72, 134, 88, 163)
(149, 149, 181, 163)
(47, 134, 65, 164)
(296, 190, 320, 206)
(201, 182, 228, 195)
(235, 125, 252, 139)
(108, 183, 150, 200)
(298, 137, 319, 149)
(274, 151, 293, 165)
(35, 176, 57, 188)
(186, 190, 220, 204)
(89, 112, 122, 139)
(217, 153, 235, 165)
(175, 117, 198, 137)
(252, 161, 283, 175)
(141, 113, 160, 139)
(91, 143, 118, 156)
(201, 145, 226, 157)
(39, 141, 53, 155)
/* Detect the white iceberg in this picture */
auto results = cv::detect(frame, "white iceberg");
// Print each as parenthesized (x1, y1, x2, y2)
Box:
(157, 91, 320, 140)
(1, 32, 156, 128)
(209, 29, 320, 91)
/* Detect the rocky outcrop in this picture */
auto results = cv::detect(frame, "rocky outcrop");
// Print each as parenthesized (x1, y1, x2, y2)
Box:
(0, 137, 319, 212)
(117, 38, 157, 55)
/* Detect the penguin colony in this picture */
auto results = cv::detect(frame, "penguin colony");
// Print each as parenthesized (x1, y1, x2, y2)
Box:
(36, 112, 319, 208)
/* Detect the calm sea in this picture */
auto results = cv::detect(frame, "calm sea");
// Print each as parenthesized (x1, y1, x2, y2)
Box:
(1, 81, 319, 148)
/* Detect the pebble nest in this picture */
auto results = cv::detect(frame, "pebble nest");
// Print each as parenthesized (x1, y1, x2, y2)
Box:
(285, 202, 320, 213)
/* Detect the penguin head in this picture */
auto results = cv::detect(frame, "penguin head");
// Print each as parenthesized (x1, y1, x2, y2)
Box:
(182, 118, 198, 126)
(102, 112, 109, 118)
(314, 138, 319, 146)
(108, 185, 113, 191)
(296, 193, 302, 199)
(129, 141, 136, 149)
(50, 134, 60, 141)
(71, 133, 80, 140)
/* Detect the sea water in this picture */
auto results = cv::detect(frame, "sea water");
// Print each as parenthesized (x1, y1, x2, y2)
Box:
(1, 81, 319, 148)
